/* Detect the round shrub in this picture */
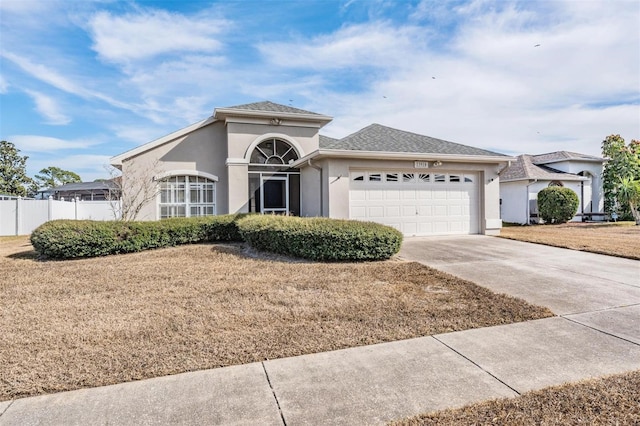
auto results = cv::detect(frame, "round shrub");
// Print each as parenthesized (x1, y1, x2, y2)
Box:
(237, 215, 403, 261)
(537, 186, 579, 224)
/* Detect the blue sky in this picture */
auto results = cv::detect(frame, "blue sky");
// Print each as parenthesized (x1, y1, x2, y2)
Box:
(1, 0, 639, 181)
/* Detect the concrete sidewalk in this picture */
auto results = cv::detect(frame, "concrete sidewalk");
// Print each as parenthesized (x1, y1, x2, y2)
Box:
(2, 237, 639, 425)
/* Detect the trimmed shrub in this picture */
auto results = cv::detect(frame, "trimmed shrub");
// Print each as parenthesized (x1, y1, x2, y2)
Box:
(237, 215, 403, 261)
(30, 214, 245, 259)
(537, 186, 579, 224)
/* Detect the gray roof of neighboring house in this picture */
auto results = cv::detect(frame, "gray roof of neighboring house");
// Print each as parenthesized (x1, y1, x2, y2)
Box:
(500, 155, 588, 182)
(43, 181, 119, 193)
(531, 151, 604, 164)
(321, 123, 508, 157)
(223, 101, 324, 116)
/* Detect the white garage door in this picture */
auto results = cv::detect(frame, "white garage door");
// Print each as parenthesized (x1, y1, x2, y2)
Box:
(349, 171, 479, 236)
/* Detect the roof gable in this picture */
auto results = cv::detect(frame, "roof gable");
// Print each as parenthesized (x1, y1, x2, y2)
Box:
(500, 154, 588, 182)
(323, 123, 508, 157)
(531, 151, 604, 164)
(222, 101, 322, 116)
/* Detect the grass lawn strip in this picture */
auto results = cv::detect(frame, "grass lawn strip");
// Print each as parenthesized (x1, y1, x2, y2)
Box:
(0, 237, 552, 401)
(391, 370, 640, 425)
(500, 222, 640, 260)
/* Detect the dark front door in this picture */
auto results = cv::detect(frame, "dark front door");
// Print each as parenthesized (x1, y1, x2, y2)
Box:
(262, 177, 287, 213)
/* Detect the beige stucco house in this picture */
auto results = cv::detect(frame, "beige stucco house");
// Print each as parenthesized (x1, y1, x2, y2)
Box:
(110, 101, 512, 236)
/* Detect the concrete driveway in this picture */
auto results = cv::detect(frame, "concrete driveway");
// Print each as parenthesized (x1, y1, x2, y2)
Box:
(400, 235, 640, 344)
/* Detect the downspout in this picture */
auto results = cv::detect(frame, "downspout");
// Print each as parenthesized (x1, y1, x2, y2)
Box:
(307, 159, 323, 216)
(525, 179, 538, 224)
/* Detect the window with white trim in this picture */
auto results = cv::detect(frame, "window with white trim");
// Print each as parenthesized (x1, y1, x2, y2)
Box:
(159, 175, 216, 218)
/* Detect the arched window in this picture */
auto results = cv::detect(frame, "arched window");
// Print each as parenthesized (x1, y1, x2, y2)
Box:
(250, 139, 299, 166)
(159, 175, 216, 218)
(549, 181, 564, 187)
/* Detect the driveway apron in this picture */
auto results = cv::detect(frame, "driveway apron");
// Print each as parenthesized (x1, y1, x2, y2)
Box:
(399, 235, 640, 316)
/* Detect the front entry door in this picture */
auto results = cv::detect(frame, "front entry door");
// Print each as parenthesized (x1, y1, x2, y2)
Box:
(261, 176, 288, 214)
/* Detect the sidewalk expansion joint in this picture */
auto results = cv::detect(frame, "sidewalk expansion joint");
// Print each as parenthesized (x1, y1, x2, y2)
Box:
(560, 317, 640, 347)
(433, 336, 521, 396)
(261, 361, 287, 426)
(562, 302, 640, 317)
(0, 400, 14, 417)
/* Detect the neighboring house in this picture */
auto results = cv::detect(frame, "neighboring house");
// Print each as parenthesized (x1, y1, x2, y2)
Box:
(110, 101, 512, 236)
(39, 180, 121, 201)
(499, 152, 605, 224)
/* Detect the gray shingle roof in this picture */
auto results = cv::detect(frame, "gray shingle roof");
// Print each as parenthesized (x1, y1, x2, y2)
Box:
(44, 181, 118, 192)
(223, 101, 322, 116)
(500, 155, 587, 182)
(531, 151, 604, 164)
(322, 124, 508, 157)
(319, 135, 339, 148)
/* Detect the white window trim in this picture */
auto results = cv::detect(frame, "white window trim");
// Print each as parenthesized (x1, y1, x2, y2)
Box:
(156, 172, 217, 220)
(244, 133, 304, 163)
(154, 170, 218, 182)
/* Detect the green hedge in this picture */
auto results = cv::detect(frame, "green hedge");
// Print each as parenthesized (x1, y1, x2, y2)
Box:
(237, 215, 403, 261)
(30, 214, 244, 259)
(30, 214, 402, 262)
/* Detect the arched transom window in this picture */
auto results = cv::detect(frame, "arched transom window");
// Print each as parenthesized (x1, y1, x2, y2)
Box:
(159, 175, 216, 218)
(250, 139, 299, 166)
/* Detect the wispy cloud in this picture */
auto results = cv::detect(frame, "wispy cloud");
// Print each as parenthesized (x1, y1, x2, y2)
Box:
(25, 90, 71, 125)
(88, 8, 228, 64)
(10, 135, 102, 152)
(1, 51, 135, 111)
(258, 22, 428, 70)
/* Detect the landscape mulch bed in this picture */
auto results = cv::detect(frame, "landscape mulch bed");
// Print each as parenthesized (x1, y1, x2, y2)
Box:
(391, 370, 640, 425)
(0, 236, 552, 401)
(500, 222, 640, 260)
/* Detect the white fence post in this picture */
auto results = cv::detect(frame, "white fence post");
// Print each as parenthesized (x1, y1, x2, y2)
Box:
(48, 196, 53, 221)
(16, 197, 22, 236)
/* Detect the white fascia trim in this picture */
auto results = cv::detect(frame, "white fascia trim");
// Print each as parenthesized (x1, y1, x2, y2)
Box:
(292, 149, 515, 168)
(110, 116, 217, 166)
(154, 170, 219, 182)
(226, 158, 249, 166)
(224, 116, 323, 129)
(215, 108, 333, 125)
(501, 176, 589, 183)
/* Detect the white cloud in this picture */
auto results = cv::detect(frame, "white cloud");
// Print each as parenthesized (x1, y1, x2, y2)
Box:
(25, 90, 71, 125)
(27, 154, 114, 182)
(10, 135, 102, 152)
(263, 1, 639, 158)
(258, 22, 429, 70)
(1, 51, 136, 111)
(88, 9, 228, 64)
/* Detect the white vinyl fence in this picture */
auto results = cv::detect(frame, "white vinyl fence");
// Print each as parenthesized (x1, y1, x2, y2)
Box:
(0, 197, 122, 236)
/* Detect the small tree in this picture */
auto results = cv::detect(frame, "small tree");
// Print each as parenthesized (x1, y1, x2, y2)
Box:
(538, 186, 579, 224)
(602, 135, 640, 220)
(34, 166, 82, 191)
(0, 140, 33, 197)
(106, 158, 160, 221)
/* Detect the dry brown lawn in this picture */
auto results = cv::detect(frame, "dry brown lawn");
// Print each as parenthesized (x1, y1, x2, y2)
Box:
(391, 370, 640, 425)
(500, 222, 640, 260)
(0, 236, 552, 401)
